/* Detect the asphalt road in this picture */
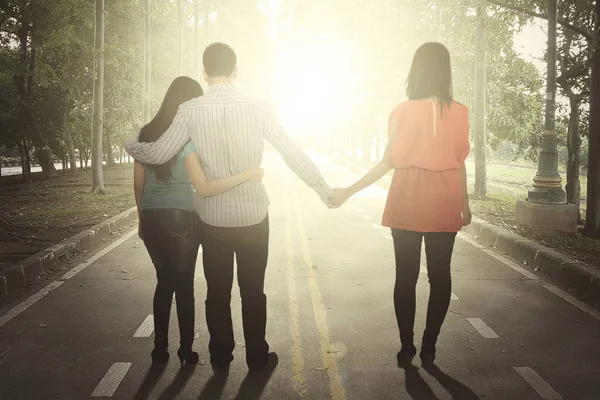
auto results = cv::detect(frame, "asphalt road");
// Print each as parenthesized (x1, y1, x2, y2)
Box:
(0, 152, 598, 400)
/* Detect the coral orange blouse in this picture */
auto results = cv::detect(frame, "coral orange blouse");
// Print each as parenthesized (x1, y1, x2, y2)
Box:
(382, 100, 470, 232)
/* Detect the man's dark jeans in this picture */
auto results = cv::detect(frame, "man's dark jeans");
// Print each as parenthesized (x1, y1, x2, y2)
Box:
(141, 209, 201, 353)
(200, 216, 270, 369)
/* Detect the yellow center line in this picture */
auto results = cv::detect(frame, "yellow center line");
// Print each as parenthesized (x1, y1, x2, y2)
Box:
(284, 196, 306, 398)
(290, 176, 347, 400)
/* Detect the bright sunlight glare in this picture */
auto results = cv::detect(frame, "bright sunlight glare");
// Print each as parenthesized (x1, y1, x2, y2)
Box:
(270, 34, 360, 140)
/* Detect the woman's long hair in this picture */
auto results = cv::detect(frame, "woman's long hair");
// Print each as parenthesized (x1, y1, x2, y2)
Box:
(139, 76, 203, 183)
(406, 42, 453, 111)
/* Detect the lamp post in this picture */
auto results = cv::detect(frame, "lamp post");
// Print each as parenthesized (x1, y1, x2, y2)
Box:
(516, 0, 577, 232)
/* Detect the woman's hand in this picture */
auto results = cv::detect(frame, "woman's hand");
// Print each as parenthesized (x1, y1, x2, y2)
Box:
(243, 164, 264, 182)
(462, 205, 472, 226)
(328, 187, 352, 208)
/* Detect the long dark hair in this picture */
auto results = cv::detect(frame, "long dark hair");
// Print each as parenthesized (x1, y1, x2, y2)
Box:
(139, 76, 203, 183)
(406, 42, 453, 111)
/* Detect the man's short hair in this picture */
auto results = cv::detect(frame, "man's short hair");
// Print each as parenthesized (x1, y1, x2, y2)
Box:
(203, 42, 237, 77)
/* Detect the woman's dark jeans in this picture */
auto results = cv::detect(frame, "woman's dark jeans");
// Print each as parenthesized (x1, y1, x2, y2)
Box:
(141, 209, 201, 353)
(391, 229, 457, 347)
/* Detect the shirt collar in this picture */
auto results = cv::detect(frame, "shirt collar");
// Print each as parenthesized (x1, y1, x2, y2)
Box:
(206, 83, 238, 94)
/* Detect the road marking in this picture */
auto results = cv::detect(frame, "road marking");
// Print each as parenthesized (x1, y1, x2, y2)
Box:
(362, 215, 372, 221)
(291, 178, 346, 400)
(458, 233, 539, 280)
(541, 283, 600, 321)
(466, 318, 499, 338)
(451, 293, 459, 300)
(458, 232, 600, 321)
(371, 223, 382, 229)
(133, 314, 154, 338)
(355, 208, 364, 213)
(284, 194, 306, 398)
(91, 362, 131, 397)
(382, 233, 392, 240)
(0, 229, 137, 329)
(513, 367, 563, 399)
(420, 263, 427, 274)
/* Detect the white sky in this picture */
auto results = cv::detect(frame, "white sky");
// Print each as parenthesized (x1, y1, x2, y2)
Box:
(514, 21, 547, 75)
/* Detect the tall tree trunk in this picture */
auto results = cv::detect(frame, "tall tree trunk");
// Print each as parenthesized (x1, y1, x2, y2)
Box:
(144, 0, 152, 123)
(565, 96, 582, 223)
(473, 3, 487, 199)
(91, 0, 105, 192)
(106, 130, 115, 167)
(64, 106, 78, 173)
(178, 0, 184, 75)
(584, 1, 600, 236)
(194, 0, 202, 79)
(17, 139, 31, 182)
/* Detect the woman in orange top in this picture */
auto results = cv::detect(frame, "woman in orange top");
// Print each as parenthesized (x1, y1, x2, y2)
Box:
(330, 42, 471, 367)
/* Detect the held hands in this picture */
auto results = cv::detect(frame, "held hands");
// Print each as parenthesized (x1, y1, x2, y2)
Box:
(327, 187, 352, 209)
(243, 164, 264, 182)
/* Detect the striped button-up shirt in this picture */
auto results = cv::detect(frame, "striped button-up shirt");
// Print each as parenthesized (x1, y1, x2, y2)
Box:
(124, 83, 331, 228)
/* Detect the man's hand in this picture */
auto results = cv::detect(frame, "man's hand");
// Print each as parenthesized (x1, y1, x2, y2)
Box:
(328, 187, 351, 208)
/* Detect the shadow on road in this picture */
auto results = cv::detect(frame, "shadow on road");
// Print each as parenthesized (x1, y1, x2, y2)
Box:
(401, 364, 440, 400)
(133, 364, 167, 400)
(423, 364, 480, 400)
(197, 370, 229, 400)
(232, 366, 278, 400)
(156, 365, 197, 400)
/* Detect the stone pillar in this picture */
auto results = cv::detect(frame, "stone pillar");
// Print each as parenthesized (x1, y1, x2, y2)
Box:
(516, 0, 577, 232)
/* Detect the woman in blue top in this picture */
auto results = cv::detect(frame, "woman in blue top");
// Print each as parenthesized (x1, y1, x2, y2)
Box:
(133, 77, 263, 367)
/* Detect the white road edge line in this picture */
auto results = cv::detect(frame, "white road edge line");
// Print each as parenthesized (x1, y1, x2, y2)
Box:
(513, 367, 563, 400)
(91, 362, 132, 397)
(541, 283, 600, 320)
(0, 228, 137, 329)
(466, 318, 499, 338)
(458, 232, 600, 321)
(133, 314, 154, 338)
(457, 232, 539, 280)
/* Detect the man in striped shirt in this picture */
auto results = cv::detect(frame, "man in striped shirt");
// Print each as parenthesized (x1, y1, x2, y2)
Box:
(124, 42, 332, 372)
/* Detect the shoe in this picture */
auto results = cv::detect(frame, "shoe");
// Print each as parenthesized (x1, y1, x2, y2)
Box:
(211, 362, 231, 375)
(419, 339, 436, 366)
(151, 348, 170, 365)
(177, 348, 199, 368)
(248, 352, 279, 372)
(397, 344, 417, 367)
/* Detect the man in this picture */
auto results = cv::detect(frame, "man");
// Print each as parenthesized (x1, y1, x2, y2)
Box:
(124, 42, 332, 372)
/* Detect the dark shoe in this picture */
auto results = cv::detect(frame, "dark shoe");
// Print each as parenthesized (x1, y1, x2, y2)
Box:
(248, 352, 279, 372)
(397, 344, 417, 367)
(419, 339, 436, 366)
(211, 362, 231, 375)
(151, 348, 170, 365)
(177, 348, 199, 368)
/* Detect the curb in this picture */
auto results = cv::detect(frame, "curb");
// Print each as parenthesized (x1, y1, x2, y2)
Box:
(0, 207, 138, 300)
(335, 156, 600, 307)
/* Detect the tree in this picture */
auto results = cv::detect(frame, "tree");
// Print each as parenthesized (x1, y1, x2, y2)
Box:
(584, 0, 600, 236)
(1, 1, 57, 177)
(473, 2, 487, 199)
(91, 0, 104, 192)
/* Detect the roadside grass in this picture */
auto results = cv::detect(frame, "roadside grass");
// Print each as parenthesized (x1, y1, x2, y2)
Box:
(0, 164, 135, 257)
